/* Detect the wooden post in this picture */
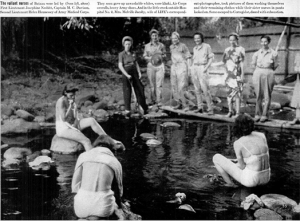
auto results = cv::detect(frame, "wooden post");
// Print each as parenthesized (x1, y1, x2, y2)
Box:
(285, 17, 292, 78)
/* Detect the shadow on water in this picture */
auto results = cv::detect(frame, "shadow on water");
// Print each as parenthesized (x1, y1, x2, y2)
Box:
(1, 117, 300, 220)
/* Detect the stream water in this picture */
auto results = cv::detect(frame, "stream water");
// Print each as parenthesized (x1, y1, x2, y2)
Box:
(1, 117, 300, 220)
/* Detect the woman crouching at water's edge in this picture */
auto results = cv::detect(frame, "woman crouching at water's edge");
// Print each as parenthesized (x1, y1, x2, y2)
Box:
(213, 113, 270, 187)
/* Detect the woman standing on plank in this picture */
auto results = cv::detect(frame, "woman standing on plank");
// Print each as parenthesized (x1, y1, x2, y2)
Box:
(252, 35, 278, 123)
(222, 32, 245, 118)
(169, 31, 192, 111)
(118, 36, 148, 116)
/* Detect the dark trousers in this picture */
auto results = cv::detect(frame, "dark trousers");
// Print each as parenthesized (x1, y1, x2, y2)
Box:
(122, 65, 148, 113)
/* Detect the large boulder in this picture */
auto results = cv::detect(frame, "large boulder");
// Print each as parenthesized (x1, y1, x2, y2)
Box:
(77, 95, 98, 108)
(4, 147, 32, 160)
(50, 134, 84, 154)
(1, 118, 41, 134)
(16, 109, 35, 121)
(93, 101, 108, 110)
(271, 92, 290, 107)
(112, 89, 123, 103)
(93, 109, 109, 122)
(1, 104, 15, 117)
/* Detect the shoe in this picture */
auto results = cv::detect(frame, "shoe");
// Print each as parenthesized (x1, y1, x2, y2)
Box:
(173, 104, 182, 110)
(207, 109, 214, 115)
(148, 101, 155, 106)
(194, 108, 203, 113)
(259, 116, 268, 123)
(123, 110, 131, 117)
(183, 107, 190, 112)
(225, 112, 233, 118)
(232, 114, 239, 119)
(253, 115, 261, 122)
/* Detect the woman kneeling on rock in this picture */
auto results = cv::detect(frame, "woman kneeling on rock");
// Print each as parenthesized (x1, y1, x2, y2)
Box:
(55, 83, 124, 151)
(213, 113, 270, 187)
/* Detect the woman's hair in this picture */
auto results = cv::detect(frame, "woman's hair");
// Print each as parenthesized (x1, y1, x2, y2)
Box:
(228, 32, 239, 41)
(171, 31, 180, 39)
(261, 35, 271, 43)
(62, 83, 78, 96)
(122, 36, 133, 47)
(194, 32, 204, 42)
(92, 134, 117, 151)
(233, 113, 254, 138)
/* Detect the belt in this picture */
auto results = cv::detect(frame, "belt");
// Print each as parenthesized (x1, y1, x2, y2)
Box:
(257, 66, 272, 69)
(173, 61, 186, 65)
(194, 63, 207, 66)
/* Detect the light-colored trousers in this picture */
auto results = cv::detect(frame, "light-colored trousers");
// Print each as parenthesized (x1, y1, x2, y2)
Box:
(253, 67, 275, 117)
(191, 65, 213, 111)
(171, 62, 188, 106)
(147, 63, 165, 103)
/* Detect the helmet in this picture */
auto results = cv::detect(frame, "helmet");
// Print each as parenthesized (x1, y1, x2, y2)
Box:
(151, 53, 163, 67)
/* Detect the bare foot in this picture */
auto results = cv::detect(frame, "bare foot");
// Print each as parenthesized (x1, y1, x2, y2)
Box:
(223, 183, 239, 188)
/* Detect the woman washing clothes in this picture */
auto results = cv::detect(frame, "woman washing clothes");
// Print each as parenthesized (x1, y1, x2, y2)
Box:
(213, 113, 271, 187)
(55, 83, 124, 151)
(72, 134, 125, 220)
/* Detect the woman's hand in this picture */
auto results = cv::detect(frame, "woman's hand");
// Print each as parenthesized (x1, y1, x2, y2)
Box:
(138, 72, 142, 79)
(127, 75, 132, 80)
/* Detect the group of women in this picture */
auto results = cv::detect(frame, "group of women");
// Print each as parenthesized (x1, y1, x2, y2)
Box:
(118, 29, 278, 124)
(118, 29, 274, 187)
(53, 29, 277, 219)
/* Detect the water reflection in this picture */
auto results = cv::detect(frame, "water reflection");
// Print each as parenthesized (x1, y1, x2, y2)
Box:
(1, 118, 300, 220)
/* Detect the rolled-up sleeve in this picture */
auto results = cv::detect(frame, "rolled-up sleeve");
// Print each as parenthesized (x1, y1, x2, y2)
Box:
(273, 51, 279, 69)
(143, 44, 148, 58)
(183, 44, 191, 59)
(118, 52, 123, 65)
(251, 51, 258, 67)
(207, 45, 214, 60)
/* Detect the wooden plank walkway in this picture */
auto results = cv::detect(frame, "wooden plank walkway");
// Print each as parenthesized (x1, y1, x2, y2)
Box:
(160, 106, 300, 131)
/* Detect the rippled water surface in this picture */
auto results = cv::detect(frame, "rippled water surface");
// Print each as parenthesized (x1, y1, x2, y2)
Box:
(1, 117, 300, 220)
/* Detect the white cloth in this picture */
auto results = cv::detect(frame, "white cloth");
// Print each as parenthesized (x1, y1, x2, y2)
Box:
(72, 147, 123, 196)
(74, 188, 116, 218)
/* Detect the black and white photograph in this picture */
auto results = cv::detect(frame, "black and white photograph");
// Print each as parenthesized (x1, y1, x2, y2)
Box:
(1, 16, 300, 220)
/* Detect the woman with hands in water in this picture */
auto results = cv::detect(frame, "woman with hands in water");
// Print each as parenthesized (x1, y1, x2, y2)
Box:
(118, 36, 148, 116)
(213, 113, 270, 187)
(55, 83, 124, 151)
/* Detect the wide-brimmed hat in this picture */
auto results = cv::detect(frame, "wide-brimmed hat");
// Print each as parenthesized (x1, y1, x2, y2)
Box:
(171, 31, 180, 39)
(149, 29, 159, 36)
(122, 36, 133, 46)
(151, 53, 163, 67)
(228, 32, 239, 40)
(64, 83, 79, 92)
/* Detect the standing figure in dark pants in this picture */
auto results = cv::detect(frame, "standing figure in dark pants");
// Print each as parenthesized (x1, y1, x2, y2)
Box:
(252, 35, 278, 123)
(118, 36, 148, 115)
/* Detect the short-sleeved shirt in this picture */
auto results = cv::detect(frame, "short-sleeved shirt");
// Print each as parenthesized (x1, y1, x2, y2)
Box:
(252, 48, 278, 70)
(170, 42, 191, 64)
(223, 46, 245, 77)
(193, 43, 214, 65)
(118, 50, 137, 66)
(143, 42, 166, 60)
